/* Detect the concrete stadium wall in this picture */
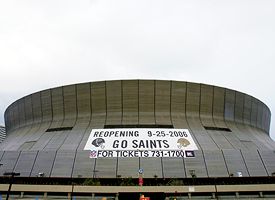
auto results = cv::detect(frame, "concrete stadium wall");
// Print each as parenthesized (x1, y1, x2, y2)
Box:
(4, 80, 271, 134)
(1, 80, 274, 178)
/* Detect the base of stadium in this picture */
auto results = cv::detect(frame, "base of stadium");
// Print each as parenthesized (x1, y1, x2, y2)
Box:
(1, 177, 275, 199)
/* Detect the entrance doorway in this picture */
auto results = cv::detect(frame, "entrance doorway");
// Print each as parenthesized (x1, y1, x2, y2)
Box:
(118, 192, 166, 200)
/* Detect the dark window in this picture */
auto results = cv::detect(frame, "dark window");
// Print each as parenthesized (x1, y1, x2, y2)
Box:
(204, 126, 232, 132)
(46, 127, 73, 132)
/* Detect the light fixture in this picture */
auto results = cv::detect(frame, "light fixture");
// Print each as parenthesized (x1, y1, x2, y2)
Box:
(38, 172, 44, 177)
(189, 170, 196, 178)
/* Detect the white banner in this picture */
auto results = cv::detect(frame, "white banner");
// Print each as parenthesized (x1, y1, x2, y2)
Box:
(84, 129, 198, 158)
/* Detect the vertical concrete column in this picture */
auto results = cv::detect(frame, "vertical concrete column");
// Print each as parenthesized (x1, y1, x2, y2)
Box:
(212, 192, 216, 199)
(43, 192, 47, 199)
(259, 192, 264, 198)
(68, 192, 71, 200)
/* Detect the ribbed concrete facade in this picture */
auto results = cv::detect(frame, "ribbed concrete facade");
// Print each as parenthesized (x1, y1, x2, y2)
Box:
(0, 126, 5, 143)
(1, 80, 275, 178)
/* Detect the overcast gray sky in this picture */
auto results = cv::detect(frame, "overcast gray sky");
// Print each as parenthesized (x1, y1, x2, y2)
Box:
(0, 0, 275, 140)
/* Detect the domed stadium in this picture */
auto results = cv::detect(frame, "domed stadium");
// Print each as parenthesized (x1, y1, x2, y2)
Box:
(0, 80, 275, 200)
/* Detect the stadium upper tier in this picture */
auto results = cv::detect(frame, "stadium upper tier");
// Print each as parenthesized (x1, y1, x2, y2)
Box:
(1, 80, 274, 178)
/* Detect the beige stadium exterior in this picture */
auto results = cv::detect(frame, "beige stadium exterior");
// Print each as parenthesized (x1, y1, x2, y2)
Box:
(1, 80, 275, 199)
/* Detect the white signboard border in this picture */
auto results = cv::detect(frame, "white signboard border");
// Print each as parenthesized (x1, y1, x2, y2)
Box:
(84, 128, 198, 158)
